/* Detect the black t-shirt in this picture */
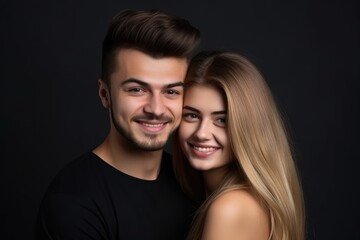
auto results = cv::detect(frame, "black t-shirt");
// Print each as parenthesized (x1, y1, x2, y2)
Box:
(37, 151, 196, 240)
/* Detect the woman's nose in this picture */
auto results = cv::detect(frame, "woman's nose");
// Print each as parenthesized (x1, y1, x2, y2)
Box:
(193, 120, 212, 141)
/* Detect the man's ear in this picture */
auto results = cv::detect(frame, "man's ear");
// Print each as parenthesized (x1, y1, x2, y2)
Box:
(98, 79, 110, 108)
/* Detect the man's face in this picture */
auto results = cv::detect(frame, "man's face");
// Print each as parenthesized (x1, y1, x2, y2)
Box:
(100, 48, 188, 151)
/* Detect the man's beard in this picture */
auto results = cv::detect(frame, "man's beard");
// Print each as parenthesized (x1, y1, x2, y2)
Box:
(110, 105, 171, 151)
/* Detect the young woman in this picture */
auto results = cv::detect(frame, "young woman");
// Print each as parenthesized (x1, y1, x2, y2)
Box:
(173, 51, 305, 240)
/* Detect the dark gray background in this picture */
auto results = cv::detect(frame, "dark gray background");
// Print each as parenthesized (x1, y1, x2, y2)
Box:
(1, 0, 359, 239)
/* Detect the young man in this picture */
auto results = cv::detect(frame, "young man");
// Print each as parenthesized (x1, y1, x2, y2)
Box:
(37, 9, 200, 240)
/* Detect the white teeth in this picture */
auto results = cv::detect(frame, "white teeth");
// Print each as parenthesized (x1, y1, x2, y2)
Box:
(142, 123, 163, 127)
(193, 146, 217, 152)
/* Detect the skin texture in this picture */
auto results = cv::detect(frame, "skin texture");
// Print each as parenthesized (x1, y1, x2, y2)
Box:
(179, 85, 270, 239)
(94, 48, 188, 180)
(202, 190, 270, 240)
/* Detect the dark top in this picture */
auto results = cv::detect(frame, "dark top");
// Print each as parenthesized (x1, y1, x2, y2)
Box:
(37, 151, 196, 240)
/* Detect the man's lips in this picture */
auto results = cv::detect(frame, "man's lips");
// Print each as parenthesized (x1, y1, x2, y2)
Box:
(140, 122, 166, 128)
(135, 119, 170, 133)
(134, 115, 173, 124)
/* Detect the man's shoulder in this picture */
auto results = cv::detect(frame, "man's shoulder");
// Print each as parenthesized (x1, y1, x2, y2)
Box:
(37, 151, 110, 240)
(57, 151, 97, 175)
(45, 151, 101, 195)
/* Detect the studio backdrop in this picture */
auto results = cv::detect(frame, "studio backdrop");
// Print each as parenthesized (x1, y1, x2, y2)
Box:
(1, 0, 358, 239)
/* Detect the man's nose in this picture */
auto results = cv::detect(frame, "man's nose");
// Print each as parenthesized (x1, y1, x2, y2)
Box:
(144, 94, 166, 117)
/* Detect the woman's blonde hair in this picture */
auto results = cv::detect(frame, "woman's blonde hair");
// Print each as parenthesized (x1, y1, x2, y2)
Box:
(173, 51, 305, 240)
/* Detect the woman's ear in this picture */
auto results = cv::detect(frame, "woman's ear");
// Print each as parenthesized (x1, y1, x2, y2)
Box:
(98, 79, 110, 108)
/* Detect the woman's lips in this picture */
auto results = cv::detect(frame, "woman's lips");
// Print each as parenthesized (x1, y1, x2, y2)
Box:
(188, 143, 220, 158)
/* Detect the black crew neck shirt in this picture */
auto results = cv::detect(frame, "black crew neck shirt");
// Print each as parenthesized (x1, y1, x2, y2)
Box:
(37, 151, 196, 240)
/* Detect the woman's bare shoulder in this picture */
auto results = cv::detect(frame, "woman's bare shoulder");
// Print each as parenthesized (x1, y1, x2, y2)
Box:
(202, 190, 270, 240)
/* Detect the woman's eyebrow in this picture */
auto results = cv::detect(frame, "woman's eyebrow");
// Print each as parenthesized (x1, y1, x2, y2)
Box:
(183, 106, 200, 113)
(211, 110, 227, 115)
(183, 106, 226, 115)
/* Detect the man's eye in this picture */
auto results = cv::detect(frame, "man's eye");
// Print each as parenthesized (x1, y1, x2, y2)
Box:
(166, 89, 180, 95)
(128, 87, 145, 93)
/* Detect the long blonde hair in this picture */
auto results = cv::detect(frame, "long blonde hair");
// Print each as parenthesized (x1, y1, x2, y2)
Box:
(173, 51, 305, 240)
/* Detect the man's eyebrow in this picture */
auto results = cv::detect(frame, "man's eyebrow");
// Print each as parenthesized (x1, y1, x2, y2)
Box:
(183, 106, 227, 115)
(121, 78, 149, 87)
(121, 78, 184, 89)
(166, 82, 184, 88)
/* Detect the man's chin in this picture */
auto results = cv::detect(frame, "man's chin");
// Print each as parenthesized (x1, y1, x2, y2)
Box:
(135, 141, 166, 152)
(131, 134, 167, 151)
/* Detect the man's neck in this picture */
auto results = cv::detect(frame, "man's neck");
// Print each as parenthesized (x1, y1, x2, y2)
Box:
(93, 135, 163, 180)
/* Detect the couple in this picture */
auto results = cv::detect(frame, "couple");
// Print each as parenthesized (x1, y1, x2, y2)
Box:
(37, 9, 305, 240)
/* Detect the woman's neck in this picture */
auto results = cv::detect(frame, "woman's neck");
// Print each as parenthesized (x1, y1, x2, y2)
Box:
(202, 165, 231, 196)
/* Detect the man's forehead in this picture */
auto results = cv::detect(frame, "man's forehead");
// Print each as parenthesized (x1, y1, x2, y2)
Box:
(110, 49, 188, 87)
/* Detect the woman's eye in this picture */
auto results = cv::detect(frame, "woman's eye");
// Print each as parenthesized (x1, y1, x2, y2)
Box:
(183, 113, 199, 121)
(215, 117, 227, 127)
(218, 118, 226, 123)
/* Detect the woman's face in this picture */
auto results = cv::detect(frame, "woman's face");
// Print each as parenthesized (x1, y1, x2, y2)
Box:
(179, 84, 233, 171)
